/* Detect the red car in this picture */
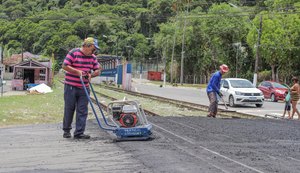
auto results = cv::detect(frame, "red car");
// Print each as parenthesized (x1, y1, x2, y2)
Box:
(257, 81, 288, 102)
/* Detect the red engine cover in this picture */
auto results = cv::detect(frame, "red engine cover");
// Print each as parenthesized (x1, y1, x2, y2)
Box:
(119, 113, 138, 127)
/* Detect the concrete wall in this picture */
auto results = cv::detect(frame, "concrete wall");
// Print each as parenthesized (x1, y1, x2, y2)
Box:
(3, 73, 13, 80)
(91, 76, 116, 85)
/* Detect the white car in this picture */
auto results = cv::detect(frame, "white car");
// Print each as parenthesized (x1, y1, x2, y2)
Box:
(220, 78, 264, 107)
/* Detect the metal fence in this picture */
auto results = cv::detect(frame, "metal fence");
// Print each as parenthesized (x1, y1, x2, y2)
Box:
(129, 60, 207, 84)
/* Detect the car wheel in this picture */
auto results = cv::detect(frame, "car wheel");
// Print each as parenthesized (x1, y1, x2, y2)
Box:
(229, 95, 235, 107)
(256, 104, 263, 108)
(270, 93, 277, 102)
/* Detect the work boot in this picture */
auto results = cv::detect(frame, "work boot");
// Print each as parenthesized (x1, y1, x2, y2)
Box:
(74, 134, 91, 139)
(63, 131, 71, 138)
(207, 114, 216, 118)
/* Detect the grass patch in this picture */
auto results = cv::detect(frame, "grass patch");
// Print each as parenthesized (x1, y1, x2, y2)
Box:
(0, 78, 64, 127)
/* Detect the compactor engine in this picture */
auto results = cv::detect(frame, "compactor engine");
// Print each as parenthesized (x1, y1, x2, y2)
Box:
(80, 75, 152, 140)
(112, 104, 138, 127)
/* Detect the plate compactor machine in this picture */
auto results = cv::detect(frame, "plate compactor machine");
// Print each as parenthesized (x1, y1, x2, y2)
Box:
(80, 76, 152, 141)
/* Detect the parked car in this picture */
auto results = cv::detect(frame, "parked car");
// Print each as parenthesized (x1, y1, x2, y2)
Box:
(220, 78, 264, 107)
(257, 81, 288, 102)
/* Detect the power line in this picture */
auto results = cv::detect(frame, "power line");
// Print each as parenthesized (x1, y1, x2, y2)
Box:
(259, 44, 300, 50)
(0, 10, 299, 23)
(0, 4, 299, 22)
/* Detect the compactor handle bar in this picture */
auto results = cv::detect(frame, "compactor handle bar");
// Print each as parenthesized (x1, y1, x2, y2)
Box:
(79, 75, 116, 131)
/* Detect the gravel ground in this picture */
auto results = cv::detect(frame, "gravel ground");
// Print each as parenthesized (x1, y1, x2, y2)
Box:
(1, 116, 300, 173)
(117, 116, 300, 173)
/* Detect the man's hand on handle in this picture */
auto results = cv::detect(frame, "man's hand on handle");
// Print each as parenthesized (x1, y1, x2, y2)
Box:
(81, 71, 91, 82)
(62, 65, 94, 82)
(87, 73, 92, 82)
(218, 92, 223, 97)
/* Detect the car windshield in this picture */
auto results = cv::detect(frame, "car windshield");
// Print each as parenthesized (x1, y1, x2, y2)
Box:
(272, 82, 287, 89)
(229, 79, 254, 88)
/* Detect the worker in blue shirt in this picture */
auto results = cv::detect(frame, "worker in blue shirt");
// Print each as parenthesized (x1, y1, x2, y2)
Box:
(206, 64, 229, 118)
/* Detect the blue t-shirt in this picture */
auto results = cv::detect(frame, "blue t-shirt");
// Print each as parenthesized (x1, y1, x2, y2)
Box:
(206, 71, 222, 93)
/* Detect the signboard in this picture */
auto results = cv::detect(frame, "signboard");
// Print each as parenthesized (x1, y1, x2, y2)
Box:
(100, 68, 117, 77)
(117, 65, 123, 84)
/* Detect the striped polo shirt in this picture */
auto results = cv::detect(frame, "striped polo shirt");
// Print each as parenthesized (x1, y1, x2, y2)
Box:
(63, 48, 100, 88)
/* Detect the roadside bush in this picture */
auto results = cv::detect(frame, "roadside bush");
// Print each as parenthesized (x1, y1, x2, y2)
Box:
(258, 70, 271, 81)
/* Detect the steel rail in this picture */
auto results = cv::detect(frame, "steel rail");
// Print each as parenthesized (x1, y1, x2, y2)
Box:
(101, 85, 260, 119)
(58, 80, 259, 119)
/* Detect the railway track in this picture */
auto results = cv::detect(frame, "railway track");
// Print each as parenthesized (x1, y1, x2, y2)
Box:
(92, 90, 237, 118)
(100, 85, 260, 119)
(59, 79, 259, 119)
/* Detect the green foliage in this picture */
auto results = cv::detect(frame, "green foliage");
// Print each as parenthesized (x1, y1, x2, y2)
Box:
(73, 18, 92, 38)
(258, 70, 272, 81)
(247, 0, 300, 81)
(0, 0, 299, 84)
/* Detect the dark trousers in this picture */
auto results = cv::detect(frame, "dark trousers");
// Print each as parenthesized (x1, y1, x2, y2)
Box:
(63, 84, 89, 136)
(207, 92, 218, 116)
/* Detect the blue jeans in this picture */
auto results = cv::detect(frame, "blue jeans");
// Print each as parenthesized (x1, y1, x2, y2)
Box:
(63, 84, 90, 136)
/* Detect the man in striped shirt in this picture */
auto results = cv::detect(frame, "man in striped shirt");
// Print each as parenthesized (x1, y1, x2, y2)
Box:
(62, 37, 101, 139)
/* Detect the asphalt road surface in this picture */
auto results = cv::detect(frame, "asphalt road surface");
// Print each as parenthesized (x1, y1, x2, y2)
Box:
(1, 81, 300, 173)
(132, 82, 299, 118)
(1, 117, 300, 173)
(124, 116, 300, 173)
(0, 121, 151, 173)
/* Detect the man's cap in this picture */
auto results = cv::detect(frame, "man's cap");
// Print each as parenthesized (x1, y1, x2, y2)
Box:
(220, 64, 229, 73)
(84, 37, 100, 50)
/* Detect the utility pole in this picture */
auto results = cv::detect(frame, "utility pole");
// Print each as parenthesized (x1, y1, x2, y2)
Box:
(156, 51, 158, 72)
(140, 50, 144, 83)
(21, 43, 24, 62)
(0, 45, 3, 97)
(163, 41, 168, 87)
(253, 15, 262, 87)
(180, 15, 187, 85)
(234, 42, 241, 78)
(115, 37, 119, 57)
(235, 46, 238, 78)
(170, 15, 178, 84)
(180, 0, 190, 85)
(0, 43, 3, 64)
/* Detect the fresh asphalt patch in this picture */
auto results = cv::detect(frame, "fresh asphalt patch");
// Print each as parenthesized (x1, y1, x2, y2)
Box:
(1, 116, 300, 173)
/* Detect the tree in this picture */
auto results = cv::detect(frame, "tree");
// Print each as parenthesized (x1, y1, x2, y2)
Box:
(198, 3, 250, 78)
(247, 0, 300, 81)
